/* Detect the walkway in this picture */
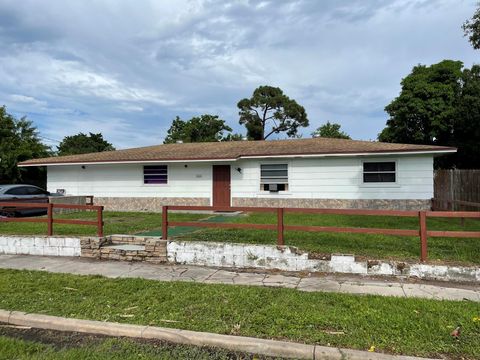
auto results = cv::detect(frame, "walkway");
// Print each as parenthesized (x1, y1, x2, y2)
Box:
(0, 255, 478, 302)
(136, 213, 239, 237)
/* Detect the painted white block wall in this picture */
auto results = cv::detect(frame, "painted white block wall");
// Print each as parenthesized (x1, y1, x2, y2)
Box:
(46, 154, 434, 200)
(0, 236, 81, 257)
(231, 155, 434, 200)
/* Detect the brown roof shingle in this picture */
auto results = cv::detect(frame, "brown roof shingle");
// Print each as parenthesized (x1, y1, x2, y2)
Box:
(19, 137, 456, 166)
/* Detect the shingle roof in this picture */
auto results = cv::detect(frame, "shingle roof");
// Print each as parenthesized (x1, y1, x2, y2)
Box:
(18, 137, 456, 166)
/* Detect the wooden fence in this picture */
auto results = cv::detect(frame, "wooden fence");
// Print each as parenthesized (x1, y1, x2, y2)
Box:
(434, 169, 480, 210)
(162, 205, 480, 263)
(0, 202, 104, 237)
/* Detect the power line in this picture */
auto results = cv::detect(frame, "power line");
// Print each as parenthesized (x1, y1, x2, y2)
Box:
(38, 135, 61, 144)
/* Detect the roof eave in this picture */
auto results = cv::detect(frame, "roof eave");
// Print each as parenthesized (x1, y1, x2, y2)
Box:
(17, 148, 457, 167)
(239, 148, 457, 159)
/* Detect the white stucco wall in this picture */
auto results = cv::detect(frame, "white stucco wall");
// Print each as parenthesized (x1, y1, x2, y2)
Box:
(46, 154, 434, 201)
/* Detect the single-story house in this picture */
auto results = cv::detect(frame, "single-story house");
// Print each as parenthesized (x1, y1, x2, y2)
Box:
(19, 137, 456, 211)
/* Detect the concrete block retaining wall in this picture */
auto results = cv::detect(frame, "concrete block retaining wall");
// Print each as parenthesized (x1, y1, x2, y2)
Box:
(167, 241, 480, 283)
(1, 235, 478, 282)
(0, 236, 80, 257)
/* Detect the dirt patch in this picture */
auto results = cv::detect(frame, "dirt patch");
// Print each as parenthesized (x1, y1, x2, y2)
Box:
(0, 323, 108, 350)
(0, 323, 282, 359)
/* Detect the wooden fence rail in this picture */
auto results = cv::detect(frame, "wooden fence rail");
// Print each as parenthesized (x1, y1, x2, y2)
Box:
(0, 202, 104, 237)
(162, 205, 480, 262)
(432, 198, 480, 211)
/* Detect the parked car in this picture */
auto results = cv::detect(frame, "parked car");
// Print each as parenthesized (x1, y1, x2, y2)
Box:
(0, 184, 63, 217)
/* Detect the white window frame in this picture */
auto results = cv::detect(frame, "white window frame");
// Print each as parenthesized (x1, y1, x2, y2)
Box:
(360, 159, 399, 187)
(259, 163, 289, 193)
(142, 164, 169, 186)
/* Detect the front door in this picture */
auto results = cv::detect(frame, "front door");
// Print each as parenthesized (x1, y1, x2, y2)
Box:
(212, 165, 231, 207)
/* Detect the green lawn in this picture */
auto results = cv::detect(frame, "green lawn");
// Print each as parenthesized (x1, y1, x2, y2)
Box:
(0, 269, 479, 359)
(0, 332, 274, 360)
(0, 211, 207, 237)
(179, 212, 480, 265)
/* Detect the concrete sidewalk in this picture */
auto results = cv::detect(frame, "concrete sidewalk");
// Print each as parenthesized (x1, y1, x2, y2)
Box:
(0, 255, 479, 302)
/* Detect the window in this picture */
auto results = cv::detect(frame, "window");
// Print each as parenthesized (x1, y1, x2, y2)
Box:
(363, 162, 396, 183)
(24, 186, 49, 195)
(144, 165, 168, 184)
(260, 164, 288, 191)
(5, 187, 30, 195)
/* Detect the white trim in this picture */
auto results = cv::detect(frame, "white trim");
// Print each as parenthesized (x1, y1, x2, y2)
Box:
(20, 158, 239, 167)
(259, 161, 290, 194)
(360, 159, 398, 186)
(18, 149, 456, 167)
(141, 164, 169, 187)
(240, 149, 456, 159)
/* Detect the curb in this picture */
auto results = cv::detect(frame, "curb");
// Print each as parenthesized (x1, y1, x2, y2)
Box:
(0, 309, 438, 360)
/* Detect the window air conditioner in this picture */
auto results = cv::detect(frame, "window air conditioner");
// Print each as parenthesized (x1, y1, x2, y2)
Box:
(269, 184, 278, 192)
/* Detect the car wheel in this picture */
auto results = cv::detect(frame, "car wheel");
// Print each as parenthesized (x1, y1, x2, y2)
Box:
(1, 210, 16, 218)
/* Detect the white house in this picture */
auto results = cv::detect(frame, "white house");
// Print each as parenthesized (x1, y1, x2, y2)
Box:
(19, 137, 456, 211)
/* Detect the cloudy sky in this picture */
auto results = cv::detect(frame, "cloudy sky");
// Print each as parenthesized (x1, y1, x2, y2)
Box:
(0, 0, 477, 149)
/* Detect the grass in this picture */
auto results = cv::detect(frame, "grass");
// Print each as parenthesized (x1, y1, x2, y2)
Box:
(0, 332, 272, 360)
(0, 269, 479, 359)
(178, 212, 480, 265)
(0, 211, 207, 237)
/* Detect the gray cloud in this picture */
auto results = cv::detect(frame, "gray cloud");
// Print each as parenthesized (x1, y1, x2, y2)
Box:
(0, 0, 477, 148)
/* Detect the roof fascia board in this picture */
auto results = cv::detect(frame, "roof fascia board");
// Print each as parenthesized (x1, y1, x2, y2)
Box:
(18, 158, 239, 167)
(239, 149, 457, 159)
(18, 149, 457, 167)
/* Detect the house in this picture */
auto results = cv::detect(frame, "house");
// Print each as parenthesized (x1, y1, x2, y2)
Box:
(18, 137, 456, 211)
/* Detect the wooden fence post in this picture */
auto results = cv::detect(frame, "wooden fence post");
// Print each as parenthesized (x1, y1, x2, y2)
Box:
(419, 211, 428, 262)
(277, 208, 284, 246)
(47, 203, 53, 236)
(162, 206, 168, 240)
(97, 206, 104, 237)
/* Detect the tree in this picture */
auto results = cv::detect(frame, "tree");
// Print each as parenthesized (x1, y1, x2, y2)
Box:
(379, 60, 480, 169)
(163, 115, 233, 144)
(463, 3, 480, 49)
(221, 133, 245, 141)
(0, 106, 50, 186)
(57, 133, 115, 156)
(237, 85, 308, 140)
(379, 60, 462, 145)
(451, 64, 480, 168)
(311, 122, 351, 139)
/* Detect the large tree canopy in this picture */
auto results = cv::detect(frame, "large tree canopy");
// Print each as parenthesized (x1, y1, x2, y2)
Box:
(379, 60, 462, 145)
(453, 64, 480, 168)
(57, 133, 115, 156)
(0, 106, 50, 186)
(163, 114, 235, 144)
(379, 60, 480, 168)
(311, 122, 351, 139)
(463, 4, 480, 49)
(237, 85, 308, 140)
